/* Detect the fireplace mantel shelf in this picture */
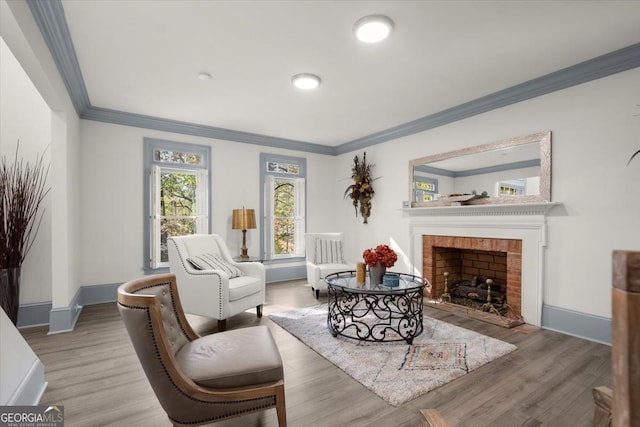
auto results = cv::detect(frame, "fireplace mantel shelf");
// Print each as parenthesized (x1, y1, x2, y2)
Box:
(402, 202, 560, 217)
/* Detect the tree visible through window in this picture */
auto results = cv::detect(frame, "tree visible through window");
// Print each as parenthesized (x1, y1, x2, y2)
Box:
(144, 138, 210, 269)
(274, 180, 295, 255)
(158, 169, 198, 262)
(262, 154, 305, 260)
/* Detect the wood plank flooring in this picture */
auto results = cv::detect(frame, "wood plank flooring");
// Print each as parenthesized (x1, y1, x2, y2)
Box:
(20, 280, 611, 427)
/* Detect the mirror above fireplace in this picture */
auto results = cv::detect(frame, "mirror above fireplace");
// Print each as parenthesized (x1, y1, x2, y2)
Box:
(408, 131, 551, 207)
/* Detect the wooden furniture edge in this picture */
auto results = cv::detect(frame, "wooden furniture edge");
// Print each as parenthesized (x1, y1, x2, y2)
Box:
(419, 409, 449, 427)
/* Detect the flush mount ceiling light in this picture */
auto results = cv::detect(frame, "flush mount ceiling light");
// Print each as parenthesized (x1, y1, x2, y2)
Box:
(291, 73, 321, 90)
(197, 72, 212, 81)
(353, 14, 393, 43)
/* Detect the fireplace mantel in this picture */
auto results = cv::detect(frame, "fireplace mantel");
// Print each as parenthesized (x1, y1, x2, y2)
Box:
(402, 202, 559, 217)
(407, 204, 557, 327)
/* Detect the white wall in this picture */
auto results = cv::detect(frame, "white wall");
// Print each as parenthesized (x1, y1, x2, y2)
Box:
(78, 121, 337, 285)
(1, 0, 82, 313)
(2, 0, 638, 326)
(336, 67, 640, 319)
(0, 37, 52, 305)
(66, 65, 640, 328)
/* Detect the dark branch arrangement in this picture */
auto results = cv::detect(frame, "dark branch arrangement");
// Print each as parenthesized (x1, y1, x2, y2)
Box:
(627, 149, 640, 166)
(1, 143, 51, 269)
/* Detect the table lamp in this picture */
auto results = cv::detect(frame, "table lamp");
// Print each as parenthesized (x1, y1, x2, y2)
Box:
(232, 207, 256, 259)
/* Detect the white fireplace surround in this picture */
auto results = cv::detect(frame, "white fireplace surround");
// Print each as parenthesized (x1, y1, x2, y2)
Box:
(406, 203, 557, 326)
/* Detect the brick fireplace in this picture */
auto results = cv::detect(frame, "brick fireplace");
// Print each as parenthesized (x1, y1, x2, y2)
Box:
(423, 235, 523, 319)
(407, 203, 555, 327)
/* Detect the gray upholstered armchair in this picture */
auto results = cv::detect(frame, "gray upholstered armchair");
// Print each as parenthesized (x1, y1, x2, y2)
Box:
(305, 232, 354, 298)
(167, 234, 265, 331)
(117, 273, 286, 427)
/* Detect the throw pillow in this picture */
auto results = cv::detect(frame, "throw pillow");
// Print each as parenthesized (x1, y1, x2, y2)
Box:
(186, 253, 245, 278)
(314, 238, 345, 264)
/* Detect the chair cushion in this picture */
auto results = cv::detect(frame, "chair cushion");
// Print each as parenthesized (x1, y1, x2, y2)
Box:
(314, 238, 345, 264)
(313, 263, 354, 291)
(228, 276, 262, 301)
(187, 253, 244, 278)
(175, 326, 283, 389)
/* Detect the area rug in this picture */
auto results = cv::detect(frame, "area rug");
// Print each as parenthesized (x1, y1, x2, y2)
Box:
(269, 304, 517, 406)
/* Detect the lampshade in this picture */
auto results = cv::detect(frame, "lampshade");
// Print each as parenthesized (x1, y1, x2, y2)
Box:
(232, 208, 256, 230)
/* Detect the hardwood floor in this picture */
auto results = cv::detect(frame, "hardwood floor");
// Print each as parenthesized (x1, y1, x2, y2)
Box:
(20, 280, 610, 427)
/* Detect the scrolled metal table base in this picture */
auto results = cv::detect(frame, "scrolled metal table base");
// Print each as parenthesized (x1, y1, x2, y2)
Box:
(327, 286, 424, 344)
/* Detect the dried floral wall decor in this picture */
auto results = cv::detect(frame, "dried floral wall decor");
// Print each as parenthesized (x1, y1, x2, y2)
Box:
(344, 152, 375, 224)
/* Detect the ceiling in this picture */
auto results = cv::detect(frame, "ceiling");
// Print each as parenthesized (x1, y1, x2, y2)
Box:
(55, 1, 640, 148)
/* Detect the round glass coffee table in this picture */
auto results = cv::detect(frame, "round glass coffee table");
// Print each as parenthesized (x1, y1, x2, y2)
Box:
(325, 271, 429, 344)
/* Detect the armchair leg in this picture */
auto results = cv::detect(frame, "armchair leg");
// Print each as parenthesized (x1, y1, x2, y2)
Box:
(275, 383, 287, 427)
(217, 319, 227, 332)
(257, 304, 263, 318)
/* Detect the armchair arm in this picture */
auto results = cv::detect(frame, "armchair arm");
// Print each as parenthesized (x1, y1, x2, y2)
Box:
(306, 262, 322, 285)
(236, 262, 266, 284)
(174, 268, 231, 320)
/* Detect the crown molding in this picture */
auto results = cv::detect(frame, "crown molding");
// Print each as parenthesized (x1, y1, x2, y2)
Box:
(27, 0, 640, 156)
(336, 42, 640, 155)
(27, 0, 90, 115)
(82, 106, 335, 155)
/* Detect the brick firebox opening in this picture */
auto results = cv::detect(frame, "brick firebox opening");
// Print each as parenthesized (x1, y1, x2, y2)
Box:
(423, 235, 523, 319)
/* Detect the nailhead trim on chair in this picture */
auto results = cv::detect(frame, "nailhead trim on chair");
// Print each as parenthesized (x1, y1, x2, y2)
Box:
(168, 238, 227, 323)
(119, 281, 278, 425)
(133, 281, 193, 341)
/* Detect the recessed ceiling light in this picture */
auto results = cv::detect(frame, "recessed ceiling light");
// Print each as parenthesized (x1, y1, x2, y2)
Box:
(291, 73, 321, 90)
(197, 72, 212, 81)
(353, 15, 393, 43)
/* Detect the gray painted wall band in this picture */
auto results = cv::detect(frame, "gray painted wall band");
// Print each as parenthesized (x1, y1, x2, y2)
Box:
(542, 303, 611, 345)
(32, 265, 305, 333)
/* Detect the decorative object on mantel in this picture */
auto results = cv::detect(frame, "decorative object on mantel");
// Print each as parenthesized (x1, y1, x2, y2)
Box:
(363, 244, 397, 285)
(0, 142, 50, 325)
(435, 191, 489, 206)
(344, 152, 375, 224)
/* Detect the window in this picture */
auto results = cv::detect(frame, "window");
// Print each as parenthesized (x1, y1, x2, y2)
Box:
(498, 179, 526, 196)
(414, 177, 438, 202)
(144, 138, 210, 270)
(261, 154, 306, 261)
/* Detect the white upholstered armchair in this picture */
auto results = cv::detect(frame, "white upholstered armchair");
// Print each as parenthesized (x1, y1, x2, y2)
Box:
(305, 232, 354, 298)
(167, 234, 265, 331)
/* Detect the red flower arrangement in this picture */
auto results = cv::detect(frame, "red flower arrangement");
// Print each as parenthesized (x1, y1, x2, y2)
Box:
(362, 244, 398, 268)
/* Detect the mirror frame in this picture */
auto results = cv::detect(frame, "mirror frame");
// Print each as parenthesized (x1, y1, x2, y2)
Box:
(409, 131, 551, 207)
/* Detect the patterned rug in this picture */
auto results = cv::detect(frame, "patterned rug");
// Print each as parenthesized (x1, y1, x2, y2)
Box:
(269, 304, 517, 406)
